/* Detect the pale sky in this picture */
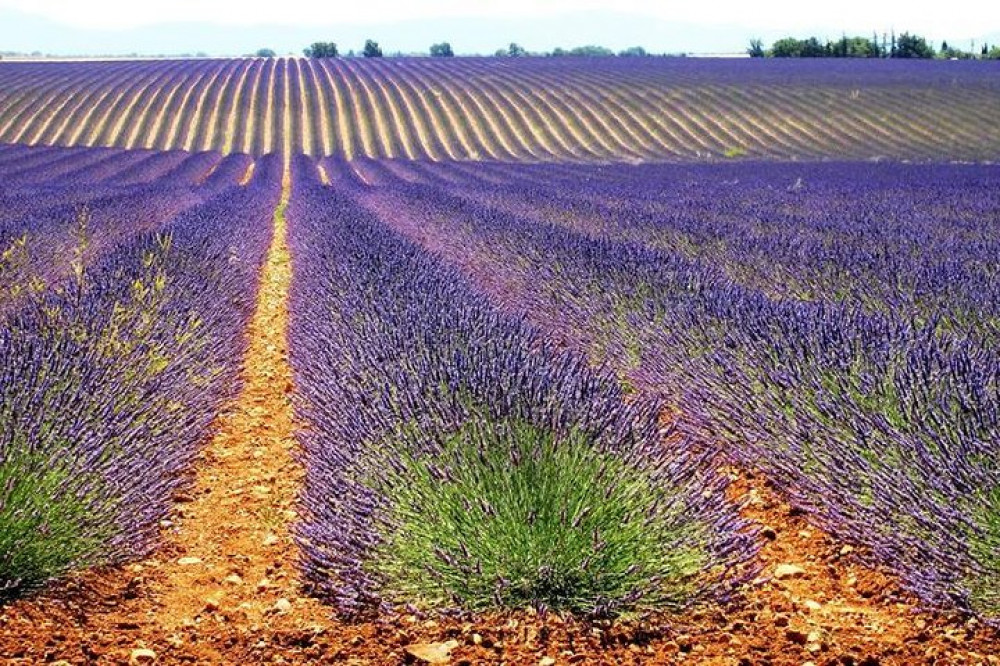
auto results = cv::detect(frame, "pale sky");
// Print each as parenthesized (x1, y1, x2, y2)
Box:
(1, 0, 996, 34)
(1, 0, 997, 55)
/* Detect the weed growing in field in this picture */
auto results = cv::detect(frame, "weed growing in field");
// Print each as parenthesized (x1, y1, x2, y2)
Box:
(368, 419, 706, 617)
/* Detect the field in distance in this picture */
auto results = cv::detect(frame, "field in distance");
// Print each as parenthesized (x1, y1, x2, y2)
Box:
(0, 57, 999, 161)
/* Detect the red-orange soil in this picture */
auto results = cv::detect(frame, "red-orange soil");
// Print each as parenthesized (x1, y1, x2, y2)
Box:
(1, 184, 998, 664)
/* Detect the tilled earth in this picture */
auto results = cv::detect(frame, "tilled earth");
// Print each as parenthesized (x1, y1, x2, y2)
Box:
(1, 472, 998, 665)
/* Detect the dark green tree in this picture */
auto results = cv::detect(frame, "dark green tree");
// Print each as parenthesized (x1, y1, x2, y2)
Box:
(618, 46, 648, 57)
(255, 48, 276, 58)
(894, 32, 935, 58)
(746, 39, 765, 58)
(304, 42, 338, 58)
(363, 39, 383, 58)
(799, 37, 826, 57)
(507, 42, 528, 57)
(429, 42, 454, 57)
(770, 37, 803, 57)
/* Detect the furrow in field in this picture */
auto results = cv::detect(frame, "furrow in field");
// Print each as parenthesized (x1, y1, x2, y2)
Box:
(252, 59, 277, 155)
(373, 61, 446, 160)
(951, 88, 1000, 147)
(880, 88, 986, 155)
(274, 60, 296, 154)
(865, 90, 964, 154)
(664, 87, 755, 156)
(714, 86, 836, 158)
(572, 68, 707, 158)
(452, 61, 555, 159)
(62, 84, 130, 147)
(301, 58, 333, 156)
(260, 58, 279, 155)
(44, 63, 144, 147)
(574, 69, 714, 157)
(468, 62, 583, 159)
(139, 66, 196, 150)
(416, 59, 517, 160)
(397, 60, 479, 160)
(219, 59, 254, 155)
(160, 64, 211, 151)
(80, 65, 159, 148)
(522, 69, 639, 160)
(817, 90, 934, 158)
(314, 58, 359, 159)
(0, 66, 53, 137)
(236, 59, 265, 155)
(329, 58, 382, 158)
(195, 60, 241, 153)
(122, 62, 189, 150)
(749, 87, 862, 157)
(643, 89, 723, 157)
(339, 58, 398, 158)
(689, 86, 800, 158)
(7, 69, 89, 145)
(292, 58, 320, 156)
(362, 61, 418, 159)
(490, 65, 606, 159)
(561, 76, 680, 159)
(0, 64, 105, 144)
(100, 66, 177, 148)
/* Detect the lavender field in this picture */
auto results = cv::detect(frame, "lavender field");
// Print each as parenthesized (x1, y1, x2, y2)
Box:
(1, 58, 999, 160)
(1, 56, 999, 649)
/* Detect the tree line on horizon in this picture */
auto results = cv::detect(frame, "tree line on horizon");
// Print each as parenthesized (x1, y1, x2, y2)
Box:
(291, 41, 654, 59)
(748, 33, 1000, 59)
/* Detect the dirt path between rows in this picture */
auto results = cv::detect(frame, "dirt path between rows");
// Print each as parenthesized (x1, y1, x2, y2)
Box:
(0, 171, 999, 664)
(0, 165, 356, 664)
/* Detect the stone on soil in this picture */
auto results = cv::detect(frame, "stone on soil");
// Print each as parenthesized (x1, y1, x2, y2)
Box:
(130, 648, 157, 664)
(774, 564, 807, 580)
(404, 640, 460, 664)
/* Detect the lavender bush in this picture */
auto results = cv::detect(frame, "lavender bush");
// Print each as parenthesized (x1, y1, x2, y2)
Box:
(287, 155, 756, 618)
(0, 150, 280, 597)
(348, 160, 1000, 620)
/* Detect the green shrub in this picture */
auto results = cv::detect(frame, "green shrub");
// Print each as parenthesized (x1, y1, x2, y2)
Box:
(367, 419, 708, 616)
(0, 445, 113, 596)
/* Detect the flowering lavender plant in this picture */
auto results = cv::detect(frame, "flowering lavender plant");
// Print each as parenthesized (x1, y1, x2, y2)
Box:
(287, 155, 755, 618)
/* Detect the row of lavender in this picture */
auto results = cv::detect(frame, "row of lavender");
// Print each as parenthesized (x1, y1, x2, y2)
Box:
(415, 160, 1000, 342)
(0, 147, 278, 596)
(0, 143, 253, 315)
(341, 160, 1000, 620)
(286, 155, 756, 618)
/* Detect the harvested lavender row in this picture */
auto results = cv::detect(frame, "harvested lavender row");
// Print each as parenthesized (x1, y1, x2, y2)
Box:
(287, 155, 756, 619)
(352, 162, 1000, 621)
(0, 152, 281, 597)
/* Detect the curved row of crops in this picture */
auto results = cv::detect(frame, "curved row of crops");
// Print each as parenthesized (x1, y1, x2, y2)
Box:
(0, 144, 277, 596)
(1, 57, 999, 161)
(286, 154, 756, 617)
(334, 158, 1000, 620)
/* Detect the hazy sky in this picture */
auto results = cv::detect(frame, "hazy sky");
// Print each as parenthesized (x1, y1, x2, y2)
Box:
(1, 0, 997, 55)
